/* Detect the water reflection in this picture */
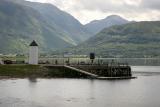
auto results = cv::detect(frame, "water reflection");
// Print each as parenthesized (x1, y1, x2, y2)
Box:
(28, 77, 37, 83)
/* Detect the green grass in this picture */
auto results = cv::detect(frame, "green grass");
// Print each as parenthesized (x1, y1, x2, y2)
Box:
(0, 65, 48, 77)
(0, 64, 88, 78)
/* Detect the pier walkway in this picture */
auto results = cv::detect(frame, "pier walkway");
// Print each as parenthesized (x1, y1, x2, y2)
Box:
(43, 64, 135, 79)
(64, 65, 98, 78)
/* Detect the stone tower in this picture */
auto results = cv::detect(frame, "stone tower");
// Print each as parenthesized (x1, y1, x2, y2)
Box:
(29, 40, 38, 65)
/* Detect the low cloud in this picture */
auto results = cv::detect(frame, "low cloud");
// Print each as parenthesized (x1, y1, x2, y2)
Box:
(140, 0, 160, 10)
(26, 0, 160, 24)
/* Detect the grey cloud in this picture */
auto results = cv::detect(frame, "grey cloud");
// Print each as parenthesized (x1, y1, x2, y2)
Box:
(140, 0, 160, 10)
(73, 0, 143, 14)
(27, 0, 159, 13)
(26, 0, 160, 23)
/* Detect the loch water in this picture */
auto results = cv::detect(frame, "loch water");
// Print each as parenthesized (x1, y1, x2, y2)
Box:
(0, 65, 160, 107)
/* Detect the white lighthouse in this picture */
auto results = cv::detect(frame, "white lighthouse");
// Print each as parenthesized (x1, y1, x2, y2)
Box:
(29, 40, 38, 65)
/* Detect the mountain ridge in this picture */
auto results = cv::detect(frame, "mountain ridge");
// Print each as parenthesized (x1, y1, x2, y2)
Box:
(85, 15, 129, 35)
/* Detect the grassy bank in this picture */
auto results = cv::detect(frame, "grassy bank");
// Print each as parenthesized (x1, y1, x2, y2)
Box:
(0, 65, 48, 78)
(0, 65, 88, 78)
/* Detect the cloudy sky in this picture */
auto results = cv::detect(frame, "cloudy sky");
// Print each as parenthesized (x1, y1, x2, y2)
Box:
(26, 0, 160, 24)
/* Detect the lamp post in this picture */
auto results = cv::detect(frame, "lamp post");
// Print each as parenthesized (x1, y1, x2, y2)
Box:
(90, 53, 95, 65)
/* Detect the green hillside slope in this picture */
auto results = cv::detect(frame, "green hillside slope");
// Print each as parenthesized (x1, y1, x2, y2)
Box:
(71, 21, 160, 58)
(0, 0, 91, 54)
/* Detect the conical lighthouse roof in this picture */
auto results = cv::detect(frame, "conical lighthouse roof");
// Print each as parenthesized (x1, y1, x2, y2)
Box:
(29, 40, 38, 46)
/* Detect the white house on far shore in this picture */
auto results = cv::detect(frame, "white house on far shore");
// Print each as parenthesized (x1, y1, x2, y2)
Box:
(29, 40, 38, 65)
(0, 58, 3, 65)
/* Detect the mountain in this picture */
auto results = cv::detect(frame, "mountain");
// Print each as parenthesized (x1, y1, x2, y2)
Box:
(13, 0, 91, 43)
(69, 21, 160, 58)
(85, 15, 129, 35)
(0, 0, 91, 54)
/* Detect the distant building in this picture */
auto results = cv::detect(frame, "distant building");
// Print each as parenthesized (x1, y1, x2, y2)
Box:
(29, 40, 38, 65)
(0, 58, 3, 64)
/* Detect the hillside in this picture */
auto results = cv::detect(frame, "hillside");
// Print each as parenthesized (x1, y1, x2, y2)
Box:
(70, 21, 160, 58)
(85, 15, 129, 35)
(0, 0, 91, 54)
(13, 0, 91, 43)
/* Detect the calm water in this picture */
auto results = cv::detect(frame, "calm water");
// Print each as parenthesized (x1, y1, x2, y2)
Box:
(1, 66, 160, 107)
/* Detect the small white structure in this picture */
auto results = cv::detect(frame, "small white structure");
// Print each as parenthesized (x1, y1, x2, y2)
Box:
(0, 58, 3, 65)
(29, 40, 38, 65)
